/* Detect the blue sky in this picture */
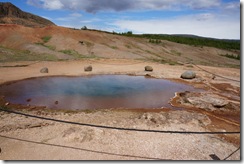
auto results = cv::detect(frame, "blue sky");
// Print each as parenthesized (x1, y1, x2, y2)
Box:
(0, 0, 241, 39)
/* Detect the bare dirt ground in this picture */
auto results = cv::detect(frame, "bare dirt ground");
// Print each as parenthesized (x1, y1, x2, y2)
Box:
(0, 24, 240, 68)
(0, 59, 240, 160)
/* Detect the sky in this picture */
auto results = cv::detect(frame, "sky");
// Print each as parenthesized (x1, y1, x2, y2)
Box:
(0, 0, 241, 39)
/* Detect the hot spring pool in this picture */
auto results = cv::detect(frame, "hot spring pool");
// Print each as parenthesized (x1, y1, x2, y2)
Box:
(0, 75, 197, 110)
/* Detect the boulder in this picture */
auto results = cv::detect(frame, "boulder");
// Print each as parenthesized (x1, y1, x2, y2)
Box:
(84, 65, 92, 72)
(186, 94, 228, 111)
(40, 67, 48, 73)
(181, 71, 196, 79)
(145, 66, 153, 72)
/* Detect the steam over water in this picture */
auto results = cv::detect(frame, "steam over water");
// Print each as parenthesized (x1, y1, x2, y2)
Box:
(0, 75, 197, 110)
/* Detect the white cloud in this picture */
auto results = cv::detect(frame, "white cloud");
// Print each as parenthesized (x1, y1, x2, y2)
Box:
(27, 0, 223, 12)
(69, 13, 82, 17)
(27, 0, 240, 39)
(42, 0, 64, 10)
(112, 13, 240, 39)
(56, 12, 82, 21)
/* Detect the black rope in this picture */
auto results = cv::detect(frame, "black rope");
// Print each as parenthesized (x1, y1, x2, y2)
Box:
(223, 147, 240, 160)
(192, 63, 240, 82)
(0, 108, 240, 135)
(0, 135, 165, 160)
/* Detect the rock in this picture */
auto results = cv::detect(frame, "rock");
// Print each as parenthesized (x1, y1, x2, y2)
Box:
(84, 65, 92, 72)
(186, 94, 228, 111)
(40, 67, 48, 73)
(79, 41, 84, 45)
(181, 71, 196, 79)
(145, 66, 153, 72)
(211, 98, 228, 108)
(0, 2, 56, 27)
(26, 98, 31, 102)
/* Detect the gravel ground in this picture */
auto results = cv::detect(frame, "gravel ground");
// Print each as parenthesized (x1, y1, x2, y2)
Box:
(0, 59, 240, 160)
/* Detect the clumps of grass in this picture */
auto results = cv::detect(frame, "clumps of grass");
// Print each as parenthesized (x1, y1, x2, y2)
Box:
(0, 46, 58, 62)
(170, 50, 182, 56)
(59, 49, 86, 58)
(221, 53, 240, 60)
(35, 36, 56, 50)
(149, 58, 180, 66)
(36, 42, 56, 51)
(149, 39, 162, 44)
(46, 45, 56, 51)
(125, 44, 132, 49)
(41, 36, 52, 43)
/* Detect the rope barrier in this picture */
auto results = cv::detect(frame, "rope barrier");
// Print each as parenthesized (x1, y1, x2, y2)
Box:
(0, 108, 240, 135)
(0, 108, 240, 160)
(192, 63, 240, 82)
(0, 135, 165, 160)
(223, 147, 240, 160)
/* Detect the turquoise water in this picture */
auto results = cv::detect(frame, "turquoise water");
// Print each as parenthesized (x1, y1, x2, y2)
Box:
(0, 75, 196, 110)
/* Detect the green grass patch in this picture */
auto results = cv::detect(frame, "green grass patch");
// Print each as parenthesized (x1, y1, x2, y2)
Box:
(221, 53, 240, 60)
(41, 36, 52, 43)
(0, 46, 58, 62)
(125, 44, 132, 49)
(35, 42, 56, 51)
(110, 46, 118, 49)
(59, 49, 86, 58)
(149, 39, 162, 44)
(170, 50, 182, 56)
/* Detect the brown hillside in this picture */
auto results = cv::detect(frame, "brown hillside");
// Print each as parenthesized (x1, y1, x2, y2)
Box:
(0, 2, 55, 27)
(0, 24, 240, 67)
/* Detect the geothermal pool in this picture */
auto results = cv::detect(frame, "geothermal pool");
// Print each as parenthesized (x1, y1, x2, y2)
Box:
(0, 75, 196, 110)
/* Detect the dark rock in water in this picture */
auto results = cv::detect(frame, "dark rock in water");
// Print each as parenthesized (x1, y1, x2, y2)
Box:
(181, 71, 196, 79)
(26, 98, 31, 102)
(40, 67, 48, 73)
(145, 66, 153, 72)
(84, 65, 92, 72)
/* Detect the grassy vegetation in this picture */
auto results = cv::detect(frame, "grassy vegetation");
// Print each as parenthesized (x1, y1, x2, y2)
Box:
(170, 50, 182, 56)
(0, 46, 58, 62)
(142, 34, 240, 50)
(35, 36, 56, 51)
(149, 58, 182, 66)
(59, 49, 86, 58)
(149, 39, 162, 44)
(35, 42, 56, 50)
(41, 36, 52, 43)
(124, 44, 132, 49)
(76, 27, 240, 50)
(116, 32, 240, 50)
(110, 46, 118, 49)
(221, 53, 240, 60)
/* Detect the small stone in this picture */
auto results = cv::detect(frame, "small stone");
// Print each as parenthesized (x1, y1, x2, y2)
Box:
(40, 67, 48, 73)
(5, 102, 9, 106)
(26, 98, 32, 102)
(84, 65, 92, 72)
(181, 71, 196, 79)
(145, 66, 153, 72)
(55, 101, 59, 105)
